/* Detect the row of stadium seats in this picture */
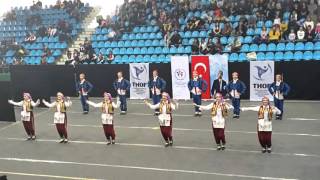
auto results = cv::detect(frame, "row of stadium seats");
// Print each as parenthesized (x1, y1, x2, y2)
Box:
(5, 56, 55, 64)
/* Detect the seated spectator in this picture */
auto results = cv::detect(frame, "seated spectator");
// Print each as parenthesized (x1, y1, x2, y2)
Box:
(236, 21, 247, 36)
(303, 16, 314, 30)
(41, 56, 48, 65)
(37, 26, 47, 37)
(169, 31, 182, 47)
(191, 38, 200, 55)
(48, 26, 57, 37)
(24, 32, 37, 43)
(106, 51, 115, 63)
(107, 29, 117, 40)
(65, 50, 75, 65)
(230, 37, 242, 53)
(315, 19, 320, 40)
(305, 25, 314, 41)
(73, 49, 80, 64)
(260, 26, 268, 43)
(213, 38, 223, 54)
(288, 29, 296, 42)
(268, 26, 281, 42)
(42, 46, 52, 58)
(222, 22, 232, 36)
(280, 21, 288, 40)
(209, 23, 221, 38)
(199, 38, 208, 54)
(296, 26, 306, 41)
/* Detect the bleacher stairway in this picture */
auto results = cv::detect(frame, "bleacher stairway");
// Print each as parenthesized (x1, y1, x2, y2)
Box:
(57, 6, 101, 64)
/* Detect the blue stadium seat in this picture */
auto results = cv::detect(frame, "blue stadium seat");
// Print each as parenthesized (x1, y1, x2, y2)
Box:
(133, 48, 141, 55)
(191, 31, 200, 37)
(258, 44, 267, 51)
(304, 42, 314, 51)
(267, 43, 276, 51)
(274, 52, 284, 61)
(265, 20, 273, 28)
(169, 47, 177, 54)
(220, 37, 228, 44)
(293, 51, 303, 61)
(257, 52, 265, 61)
(295, 42, 305, 51)
(285, 42, 294, 51)
(314, 51, 320, 60)
(244, 36, 252, 44)
(238, 53, 247, 61)
(126, 48, 134, 54)
(140, 47, 147, 54)
(284, 51, 293, 61)
(249, 44, 258, 52)
(303, 51, 313, 60)
(229, 53, 238, 62)
(162, 47, 169, 54)
(314, 42, 320, 50)
(265, 52, 274, 60)
(147, 47, 155, 54)
(276, 43, 285, 51)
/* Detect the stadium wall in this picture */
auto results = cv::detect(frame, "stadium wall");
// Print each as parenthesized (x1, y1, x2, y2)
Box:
(9, 61, 320, 100)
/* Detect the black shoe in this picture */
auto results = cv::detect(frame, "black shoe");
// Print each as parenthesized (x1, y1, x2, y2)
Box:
(221, 145, 225, 150)
(261, 148, 267, 153)
(267, 147, 272, 153)
(164, 142, 170, 147)
(59, 138, 65, 143)
(83, 111, 89, 114)
(233, 115, 237, 118)
(154, 112, 160, 116)
(31, 136, 36, 140)
(26, 136, 32, 141)
(111, 140, 115, 144)
(217, 145, 221, 150)
(169, 140, 173, 146)
(64, 139, 68, 143)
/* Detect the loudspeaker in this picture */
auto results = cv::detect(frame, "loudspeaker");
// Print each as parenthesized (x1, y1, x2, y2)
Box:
(0, 81, 15, 122)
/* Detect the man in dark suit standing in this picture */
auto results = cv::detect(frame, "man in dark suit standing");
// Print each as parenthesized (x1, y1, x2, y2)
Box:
(211, 70, 227, 98)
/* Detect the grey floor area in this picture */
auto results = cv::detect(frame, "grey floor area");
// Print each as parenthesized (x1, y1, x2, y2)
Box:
(0, 98, 319, 180)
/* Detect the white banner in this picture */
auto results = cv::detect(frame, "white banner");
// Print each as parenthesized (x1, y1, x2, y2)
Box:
(209, 54, 229, 88)
(250, 61, 274, 101)
(171, 56, 190, 99)
(129, 63, 150, 99)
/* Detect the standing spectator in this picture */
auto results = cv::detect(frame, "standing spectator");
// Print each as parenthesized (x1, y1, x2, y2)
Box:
(191, 38, 200, 55)
(296, 26, 306, 41)
(169, 31, 182, 47)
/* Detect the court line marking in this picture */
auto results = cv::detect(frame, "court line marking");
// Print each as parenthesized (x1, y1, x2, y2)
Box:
(0, 171, 101, 180)
(2, 137, 320, 159)
(48, 124, 320, 137)
(288, 118, 320, 121)
(0, 157, 299, 180)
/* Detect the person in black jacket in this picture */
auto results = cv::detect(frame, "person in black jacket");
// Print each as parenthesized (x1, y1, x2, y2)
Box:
(211, 70, 227, 98)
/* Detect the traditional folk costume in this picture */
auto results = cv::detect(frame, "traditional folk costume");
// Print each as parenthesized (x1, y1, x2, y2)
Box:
(188, 71, 208, 116)
(146, 93, 178, 147)
(76, 78, 93, 114)
(113, 77, 130, 114)
(148, 75, 166, 115)
(241, 97, 281, 153)
(268, 80, 290, 120)
(197, 94, 233, 150)
(87, 93, 120, 145)
(8, 93, 40, 140)
(43, 92, 72, 143)
(226, 76, 246, 119)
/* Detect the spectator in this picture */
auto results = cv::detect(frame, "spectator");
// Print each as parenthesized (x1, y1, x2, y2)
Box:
(222, 22, 232, 36)
(24, 32, 37, 43)
(48, 26, 57, 37)
(273, 14, 281, 27)
(169, 31, 182, 47)
(280, 21, 288, 40)
(107, 28, 117, 40)
(106, 50, 115, 63)
(268, 26, 281, 42)
(209, 23, 221, 38)
(303, 16, 314, 30)
(315, 19, 320, 40)
(213, 38, 223, 54)
(37, 26, 47, 37)
(288, 29, 296, 42)
(191, 38, 200, 55)
(260, 26, 269, 43)
(296, 26, 306, 41)
(199, 38, 208, 54)
(42, 46, 52, 58)
(305, 25, 314, 41)
(230, 37, 242, 52)
(41, 56, 48, 65)
(236, 21, 247, 36)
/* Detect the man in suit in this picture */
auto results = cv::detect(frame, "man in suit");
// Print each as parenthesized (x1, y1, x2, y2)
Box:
(76, 73, 93, 114)
(113, 71, 131, 115)
(148, 69, 166, 115)
(211, 70, 227, 98)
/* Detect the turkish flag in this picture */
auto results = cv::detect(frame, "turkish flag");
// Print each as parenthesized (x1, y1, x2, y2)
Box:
(191, 56, 211, 99)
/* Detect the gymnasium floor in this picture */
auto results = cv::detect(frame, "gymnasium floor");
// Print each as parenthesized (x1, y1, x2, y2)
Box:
(0, 98, 319, 180)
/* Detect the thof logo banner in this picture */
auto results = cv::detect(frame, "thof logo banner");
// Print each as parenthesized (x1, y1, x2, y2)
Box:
(171, 56, 190, 99)
(250, 61, 274, 101)
(130, 63, 150, 99)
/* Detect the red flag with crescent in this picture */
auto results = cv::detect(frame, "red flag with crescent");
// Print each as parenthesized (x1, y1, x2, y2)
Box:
(191, 56, 211, 99)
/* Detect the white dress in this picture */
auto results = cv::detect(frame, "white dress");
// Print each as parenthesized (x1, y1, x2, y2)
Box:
(87, 101, 120, 125)
(43, 101, 72, 124)
(8, 100, 39, 122)
(199, 103, 233, 129)
(242, 106, 281, 132)
(148, 103, 177, 127)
